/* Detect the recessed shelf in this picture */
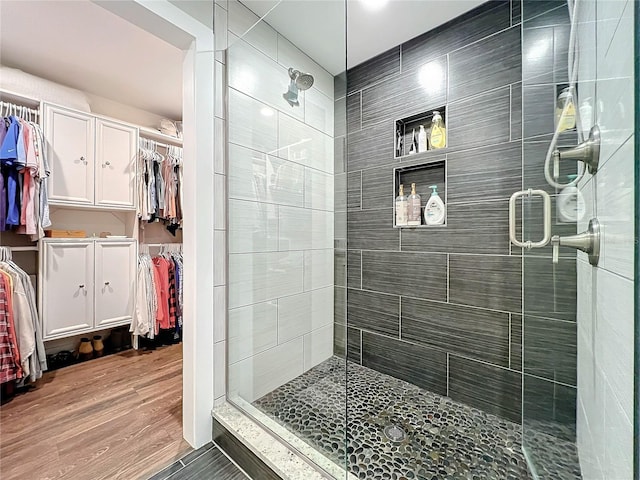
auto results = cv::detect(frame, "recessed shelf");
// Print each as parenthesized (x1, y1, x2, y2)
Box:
(393, 160, 446, 228)
(394, 107, 447, 159)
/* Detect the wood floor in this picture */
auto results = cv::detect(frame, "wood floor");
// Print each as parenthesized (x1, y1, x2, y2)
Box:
(0, 343, 190, 480)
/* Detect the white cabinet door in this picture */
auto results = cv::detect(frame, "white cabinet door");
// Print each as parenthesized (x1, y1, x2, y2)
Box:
(95, 119, 137, 208)
(44, 105, 95, 205)
(94, 241, 136, 328)
(41, 241, 94, 339)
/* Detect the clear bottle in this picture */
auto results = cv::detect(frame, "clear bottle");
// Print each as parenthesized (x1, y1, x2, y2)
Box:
(555, 87, 576, 133)
(395, 184, 408, 226)
(418, 125, 428, 153)
(557, 174, 585, 222)
(430, 111, 446, 149)
(408, 128, 417, 155)
(407, 183, 422, 226)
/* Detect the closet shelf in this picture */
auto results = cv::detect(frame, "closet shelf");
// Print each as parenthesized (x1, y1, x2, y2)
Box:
(0, 89, 41, 109)
(139, 126, 183, 147)
(48, 202, 137, 213)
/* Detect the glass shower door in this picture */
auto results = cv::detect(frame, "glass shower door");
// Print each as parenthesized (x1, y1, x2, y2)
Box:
(223, 1, 348, 477)
(519, 0, 636, 478)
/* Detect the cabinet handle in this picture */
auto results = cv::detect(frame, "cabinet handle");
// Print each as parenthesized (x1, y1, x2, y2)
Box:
(104, 281, 110, 285)
(80, 156, 86, 164)
(79, 284, 85, 289)
(104, 161, 111, 167)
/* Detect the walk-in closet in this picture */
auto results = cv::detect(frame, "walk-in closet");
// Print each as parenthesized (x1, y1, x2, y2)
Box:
(0, 1, 195, 478)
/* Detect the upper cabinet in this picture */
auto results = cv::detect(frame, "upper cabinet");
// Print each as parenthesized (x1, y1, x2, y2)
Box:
(95, 118, 137, 207)
(44, 104, 137, 209)
(44, 105, 95, 205)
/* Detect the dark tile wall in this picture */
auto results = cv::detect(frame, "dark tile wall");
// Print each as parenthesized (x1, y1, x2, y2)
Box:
(335, 0, 577, 425)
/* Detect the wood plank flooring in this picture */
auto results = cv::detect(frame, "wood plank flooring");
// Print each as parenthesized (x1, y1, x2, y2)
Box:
(0, 343, 190, 480)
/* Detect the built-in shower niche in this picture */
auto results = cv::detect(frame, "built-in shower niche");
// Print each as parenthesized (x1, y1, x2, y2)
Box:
(394, 107, 447, 159)
(393, 160, 446, 228)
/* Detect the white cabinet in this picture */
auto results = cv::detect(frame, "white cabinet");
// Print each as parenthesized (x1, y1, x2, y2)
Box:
(41, 241, 94, 338)
(95, 119, 137, 207)
(94, 241, 136, 328)
(44, 104, 137, 209)
(40, 239, 136, 340)
(44, 106, 95, 205)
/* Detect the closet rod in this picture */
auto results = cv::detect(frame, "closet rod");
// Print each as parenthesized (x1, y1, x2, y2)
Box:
(143, 243, 183, 247)
(0, 101, 39, 117)
(139, 139, 182, 151)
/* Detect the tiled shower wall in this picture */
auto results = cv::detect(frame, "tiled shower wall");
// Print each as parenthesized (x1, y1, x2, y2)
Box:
(336, 0, 526, 423)
(573, 0, 635, 477)
(222, 0, 336, 403)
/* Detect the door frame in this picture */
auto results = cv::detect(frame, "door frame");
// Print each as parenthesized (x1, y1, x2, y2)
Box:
(93, 0, 217, 449)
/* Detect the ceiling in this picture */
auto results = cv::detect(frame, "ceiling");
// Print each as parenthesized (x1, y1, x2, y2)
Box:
(240, 0, 488, 74)
(0, 0, 184, 119)
(0, 0, 487, 120)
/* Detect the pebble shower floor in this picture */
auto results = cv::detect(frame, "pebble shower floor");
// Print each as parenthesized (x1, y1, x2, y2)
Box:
(254, 357, 581, 480)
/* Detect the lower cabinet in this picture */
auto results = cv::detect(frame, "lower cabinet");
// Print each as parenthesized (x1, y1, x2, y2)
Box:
(40, 239, 136, 340)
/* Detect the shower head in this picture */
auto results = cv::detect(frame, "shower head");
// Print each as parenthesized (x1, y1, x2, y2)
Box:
(289, 68, 314, 90)
(283, 68, 314, 107)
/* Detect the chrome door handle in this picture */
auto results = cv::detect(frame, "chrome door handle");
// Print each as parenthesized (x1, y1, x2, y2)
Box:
(509, 189, 551, 249)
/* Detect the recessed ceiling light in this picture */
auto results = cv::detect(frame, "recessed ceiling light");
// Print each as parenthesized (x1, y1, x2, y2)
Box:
(359, 0, 389, 12)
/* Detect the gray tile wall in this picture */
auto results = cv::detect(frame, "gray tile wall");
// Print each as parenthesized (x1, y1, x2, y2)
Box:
(336, 0, 576, 425)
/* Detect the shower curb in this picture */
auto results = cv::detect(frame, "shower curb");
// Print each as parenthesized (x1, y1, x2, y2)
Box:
(213, 402, 338, 479)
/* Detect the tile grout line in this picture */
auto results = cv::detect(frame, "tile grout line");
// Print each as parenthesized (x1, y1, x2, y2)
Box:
(345, 285, 533, 319)
(446, 254, 450, 303)
(509, 83, 513, 142)
(360, 250, 363, 289)
(508, 313, 512, 370)
(398, 296, 402, 340)
(446, 352, 450, 397)
(360, 169, 363, 210)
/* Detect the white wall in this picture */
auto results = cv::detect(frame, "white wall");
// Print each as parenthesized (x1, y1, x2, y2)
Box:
(86, 92, 167, 129)
(575, 1, 635, 478)
(219, 0, 336, 403)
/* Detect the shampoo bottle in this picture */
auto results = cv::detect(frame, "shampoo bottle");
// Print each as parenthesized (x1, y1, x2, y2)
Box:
(430, 111, 446, 149)
(556, 87, 576, 133)
(395, 184, 408, 226)
(409, 128, 417, 155)
(418, 125, 428, 153)
(557, 174, 585, 222)
(424, 185, 445, 225)
(408, 183, 422, 226)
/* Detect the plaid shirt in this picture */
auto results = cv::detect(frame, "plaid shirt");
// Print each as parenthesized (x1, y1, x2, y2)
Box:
(167, 261, 177, 329)
(0, 272, 22, 384)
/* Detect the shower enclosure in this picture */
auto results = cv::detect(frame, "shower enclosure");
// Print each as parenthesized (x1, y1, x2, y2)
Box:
(222, 0, 637, 478)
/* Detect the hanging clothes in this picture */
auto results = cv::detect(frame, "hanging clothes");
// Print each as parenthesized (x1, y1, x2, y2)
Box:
(137, 139, 183, 234)
(0, 107, 51, 239)
(0, 271, 21, 384)
(0, 248, 47, 384)
(132, 246, 183, 342)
